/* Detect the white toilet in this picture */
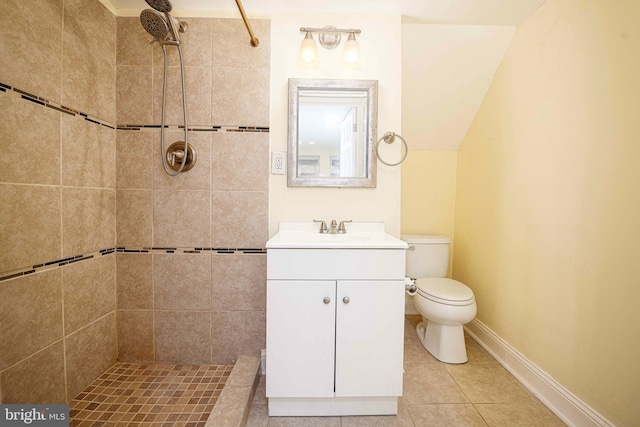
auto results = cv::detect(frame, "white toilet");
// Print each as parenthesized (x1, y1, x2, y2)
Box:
(402, 235, 477, 364)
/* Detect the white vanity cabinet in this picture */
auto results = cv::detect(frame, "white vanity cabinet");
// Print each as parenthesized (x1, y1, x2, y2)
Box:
(265, 223, 407, 417)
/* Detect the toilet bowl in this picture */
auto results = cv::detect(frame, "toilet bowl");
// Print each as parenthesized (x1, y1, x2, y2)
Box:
(402, 235, 477, 364)
(414, 278, 476, 363)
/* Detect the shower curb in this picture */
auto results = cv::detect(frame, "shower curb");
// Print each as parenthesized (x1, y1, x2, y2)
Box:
(205, 356, 261, 427)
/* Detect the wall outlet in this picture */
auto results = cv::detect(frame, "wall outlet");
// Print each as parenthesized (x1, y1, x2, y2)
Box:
(271, 151, 286, 175)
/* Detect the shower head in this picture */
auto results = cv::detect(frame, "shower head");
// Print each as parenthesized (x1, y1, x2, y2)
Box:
(146, 0, 173, 13)
(140, 4, 188, 46)
(140, 9, 169, 39)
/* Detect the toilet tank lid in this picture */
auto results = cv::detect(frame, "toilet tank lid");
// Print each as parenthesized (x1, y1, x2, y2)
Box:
(401, 234, 450, 244)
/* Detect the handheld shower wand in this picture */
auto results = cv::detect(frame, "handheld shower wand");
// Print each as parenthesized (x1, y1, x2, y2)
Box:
(139, 0, 193, 176)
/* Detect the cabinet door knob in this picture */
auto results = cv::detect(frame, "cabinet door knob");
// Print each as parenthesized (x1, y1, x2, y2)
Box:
(343, 296, 350, 304)
(323, 297, 331, 304)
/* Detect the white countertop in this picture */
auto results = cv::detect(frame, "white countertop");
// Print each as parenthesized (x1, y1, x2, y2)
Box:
(266, 222, 408, 249)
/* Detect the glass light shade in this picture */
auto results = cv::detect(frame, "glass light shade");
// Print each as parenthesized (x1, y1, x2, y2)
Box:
(297, 32, 319, 68)
(341, 33, 361, 69)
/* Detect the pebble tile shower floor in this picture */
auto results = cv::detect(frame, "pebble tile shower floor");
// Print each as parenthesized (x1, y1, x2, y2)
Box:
(69, 362, 233, 427)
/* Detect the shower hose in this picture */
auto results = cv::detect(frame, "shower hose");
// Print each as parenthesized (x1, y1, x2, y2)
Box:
(160, 43, 189, 176)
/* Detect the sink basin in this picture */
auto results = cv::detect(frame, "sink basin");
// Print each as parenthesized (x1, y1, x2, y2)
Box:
(294, 233, 371, 243)
(266, 222, 408, 249)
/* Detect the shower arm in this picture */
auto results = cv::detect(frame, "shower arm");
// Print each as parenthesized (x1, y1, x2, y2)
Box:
(234, 0, 259, 47)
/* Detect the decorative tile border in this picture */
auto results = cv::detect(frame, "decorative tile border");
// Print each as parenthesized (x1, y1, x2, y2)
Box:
(0, 81, 269, 133)
(116, 247, 266, 255)
(0, 81, 116, 128)
(0, 248, 116, 283)
(117, 124, 269, 133)
(0, 81, 269, 283)
(0, 247, 265, 283)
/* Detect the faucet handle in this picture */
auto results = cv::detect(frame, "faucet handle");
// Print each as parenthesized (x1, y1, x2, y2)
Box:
(313, 219, 328, 234)
(338, 220, 352, 234)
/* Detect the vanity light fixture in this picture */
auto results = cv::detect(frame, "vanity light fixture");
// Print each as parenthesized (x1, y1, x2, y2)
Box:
(297, 31, 319, 67)
(342, 33, 362, 69)
(298, 26, 362, 69)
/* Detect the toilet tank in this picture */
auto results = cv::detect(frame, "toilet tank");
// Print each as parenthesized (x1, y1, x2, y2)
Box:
(401, 235, 450, 278)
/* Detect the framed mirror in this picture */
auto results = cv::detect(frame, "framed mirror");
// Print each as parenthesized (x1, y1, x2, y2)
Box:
(288, 78, 378, 187)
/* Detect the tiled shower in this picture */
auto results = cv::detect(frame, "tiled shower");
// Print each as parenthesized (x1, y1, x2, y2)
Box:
(0, 0, 270, 404)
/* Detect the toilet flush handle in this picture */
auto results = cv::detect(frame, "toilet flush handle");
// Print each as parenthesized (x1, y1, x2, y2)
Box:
(407, 245, 415, 251)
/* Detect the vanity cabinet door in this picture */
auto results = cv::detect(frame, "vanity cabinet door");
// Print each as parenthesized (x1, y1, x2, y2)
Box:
(335, 280, 405, 397)
(266, 280, 336, 398)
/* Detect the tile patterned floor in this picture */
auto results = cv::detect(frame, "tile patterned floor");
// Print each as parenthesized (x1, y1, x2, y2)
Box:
(246, 315, 566, 427)
(69, 363, 232, 427)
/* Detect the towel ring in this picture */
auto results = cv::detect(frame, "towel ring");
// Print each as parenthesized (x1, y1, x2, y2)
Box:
(376, 132, 408, 166)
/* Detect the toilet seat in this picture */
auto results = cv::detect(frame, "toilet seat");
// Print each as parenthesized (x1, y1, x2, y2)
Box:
(415, 278, 475, 306)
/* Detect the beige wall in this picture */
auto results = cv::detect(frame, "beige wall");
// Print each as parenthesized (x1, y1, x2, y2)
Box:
(114, 16, 270, 366)
(0, 1, 271, 403)
(269, 13, 403, 237)
(401, 151, 457, 275)
(0, 0, 117, 403)
(401, 151, 457, 237)
(399, 23, 515, 274)
(453, 0, 640, 424)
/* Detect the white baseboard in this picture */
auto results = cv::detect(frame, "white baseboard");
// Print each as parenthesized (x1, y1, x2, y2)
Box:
(465, 319, 614, 427)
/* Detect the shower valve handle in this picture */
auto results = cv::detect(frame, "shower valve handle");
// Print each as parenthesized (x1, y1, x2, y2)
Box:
(167, 149, 185, 166)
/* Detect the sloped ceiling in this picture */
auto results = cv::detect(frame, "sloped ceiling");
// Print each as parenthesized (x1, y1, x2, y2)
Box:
(402, 24, 516, 150)
(105, 0, 546, 151)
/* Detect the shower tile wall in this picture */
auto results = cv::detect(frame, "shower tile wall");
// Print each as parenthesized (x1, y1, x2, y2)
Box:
(0, 0, 117, 403)
(0, 0, 270, 404)
(115, 16, 270, 365)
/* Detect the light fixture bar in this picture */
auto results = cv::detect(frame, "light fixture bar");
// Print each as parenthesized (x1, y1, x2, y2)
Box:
(300, 27, 361, 35)
(297, 25, 362, 69)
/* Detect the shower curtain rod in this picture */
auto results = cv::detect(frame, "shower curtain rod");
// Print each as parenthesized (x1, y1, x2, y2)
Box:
(234, 0, 260, 47)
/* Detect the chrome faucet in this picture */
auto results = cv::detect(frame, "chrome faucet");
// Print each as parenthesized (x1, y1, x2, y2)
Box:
(313, 219, 328, 234)
(314, 219, 352, 234)
(338, 220, 352, 234)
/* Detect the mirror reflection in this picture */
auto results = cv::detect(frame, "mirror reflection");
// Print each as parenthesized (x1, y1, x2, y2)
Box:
(298, 90, 367, 178)
(288, 79, 378, 187)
